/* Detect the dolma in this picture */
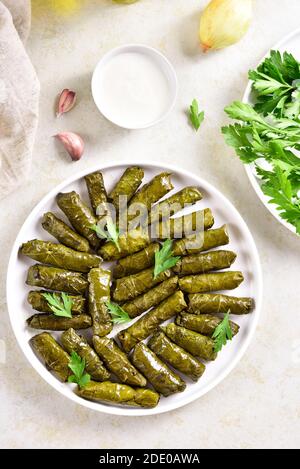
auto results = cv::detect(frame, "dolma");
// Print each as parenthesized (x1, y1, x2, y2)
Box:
(149, 186, 203, 224)
(109, 166, 144, 212)
(112, 267, 174, 303)
(27, 313, 92, 330)
(153, 208, 214, 239)
(93, 336, 146, 387)
(61, 328, 110, 381)
(148, 331, 205, 381)
(187, 293, 253, 315)
(56, 191, 100, 249)
(118, 290, 186, 352)
(27, 290, 86, 315)
(131, 342, 186, 397)
(173, 250, 237, 275)
(42, 212, 90, 252)
(122, 276, 178, 318)
(176, 312, 240, 337)
(76, 381, 159, 408)
(99, 228, 150, 261)
(172, 225, 229, 256)
(30, 332, 70, 381)
(20, 239, 101, 273)
(126, 172, 173, 223)
(26, 264, 88, 295)
(162, 323, 217, 361)
(178, 271, 244, 294)
(113, 242, 160, 278)
(84, 171, 108, 217)
(88, 268, 112, 336)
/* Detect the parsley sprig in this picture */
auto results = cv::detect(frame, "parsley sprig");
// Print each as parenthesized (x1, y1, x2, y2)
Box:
(68, 352, 90, 388)
(153, 240, 181, 279)
(41, 292, 72, 318)
(212, 311, 233, 353)
(91, 217, 120, 251)
(106, 301, 131, 325)
(189, 99, 205, 131)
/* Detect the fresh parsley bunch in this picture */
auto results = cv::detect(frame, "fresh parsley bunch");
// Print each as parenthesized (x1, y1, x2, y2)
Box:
(222, 50, 300, 234)
(249, 50, 300, 119)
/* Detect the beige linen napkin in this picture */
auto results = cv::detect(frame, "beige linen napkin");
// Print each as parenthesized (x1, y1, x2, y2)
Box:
(0, 0, 39, 200)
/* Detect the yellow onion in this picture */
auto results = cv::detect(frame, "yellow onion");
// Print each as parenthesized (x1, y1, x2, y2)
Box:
(199, 0, 253, 52)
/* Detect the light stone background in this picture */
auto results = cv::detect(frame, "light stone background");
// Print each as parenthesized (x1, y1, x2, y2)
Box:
(1, 0, 300, 449)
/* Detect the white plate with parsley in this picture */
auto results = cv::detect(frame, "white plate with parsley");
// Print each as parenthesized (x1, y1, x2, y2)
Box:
(7, 162, 262, 416)
(223, 28, 300, 236)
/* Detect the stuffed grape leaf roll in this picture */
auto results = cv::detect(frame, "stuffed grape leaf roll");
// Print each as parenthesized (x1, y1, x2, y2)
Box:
(131, 342, 186, 397)
(27, 313, 92, 331)
(172, 225, 229, 256)
(187, 293, 253, 315)
(26, 264, 88, 295)
(178, 271, 244, 294)
(109, 166, 144, 212)
(20, 239, 101, 273)
(149, 186, 202, 224)
(176, 312, 240, 337)
(56, 191, 100, 249)
(88, 268, 112, 336)
(112, 267, 174, 303)
(126, 172, 173, 223)
(161, 323, 217, 361)
(84, 171, 108, 217)
(153, 208, 214, 239)
(122, 276, 178, 318)
(113, 242, 160, 278)
(77, 381, 159, 408)
(61, 328, 110, 381)
(27, 290, 86, 315)
(42, 212, 90, 252)
(118, 290, 186, 352)
(93, 336, 146, 387)
(30, 332, 70, 381)
(148, 331, 205, 382)
(173, 250, 237, 275)
(99, 228, 150, 261)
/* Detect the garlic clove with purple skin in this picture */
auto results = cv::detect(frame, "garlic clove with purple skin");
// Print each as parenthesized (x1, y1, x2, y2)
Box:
(56, 89, 76, 117)
(54, 132, 84, 161)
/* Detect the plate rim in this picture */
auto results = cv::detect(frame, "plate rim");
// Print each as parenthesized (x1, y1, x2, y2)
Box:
(243, 27, 300, 237)
(6, 160, 263, 416)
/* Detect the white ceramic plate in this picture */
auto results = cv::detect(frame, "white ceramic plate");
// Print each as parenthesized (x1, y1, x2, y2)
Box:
(7, 162, 262, 416)
(243, 28, 300, 236)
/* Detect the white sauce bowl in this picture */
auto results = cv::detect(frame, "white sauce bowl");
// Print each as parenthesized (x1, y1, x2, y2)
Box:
(91, 44, 178, 130)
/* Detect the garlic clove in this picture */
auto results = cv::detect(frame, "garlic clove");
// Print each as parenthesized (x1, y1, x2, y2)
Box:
(57, 89, 76, 117)
(199, 0, 253, 52)
(54, 132, 84, 161)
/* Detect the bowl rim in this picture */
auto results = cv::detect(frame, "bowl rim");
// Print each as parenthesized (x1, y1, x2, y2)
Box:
(6, 160, 263, 416)
(242, 27, 300, 237)
(91, 43, 178, 130)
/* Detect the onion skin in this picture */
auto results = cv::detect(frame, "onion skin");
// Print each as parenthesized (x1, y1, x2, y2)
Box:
(199, 0, 253, 52)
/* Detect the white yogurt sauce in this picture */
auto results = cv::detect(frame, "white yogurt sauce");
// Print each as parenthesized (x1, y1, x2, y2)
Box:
(96, 52, 172, 128)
